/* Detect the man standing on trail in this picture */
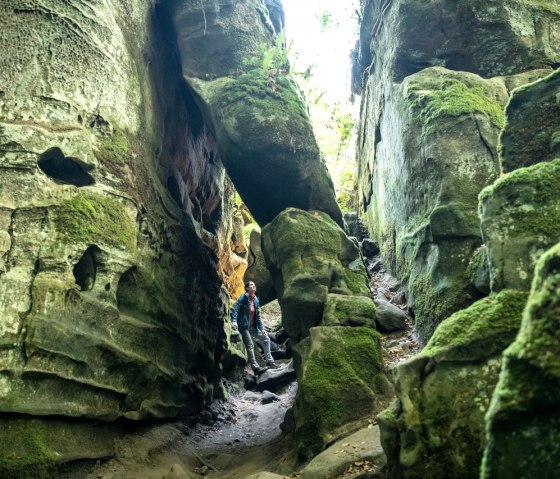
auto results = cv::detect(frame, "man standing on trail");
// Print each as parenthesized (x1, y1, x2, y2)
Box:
(231, 281, 279, 375)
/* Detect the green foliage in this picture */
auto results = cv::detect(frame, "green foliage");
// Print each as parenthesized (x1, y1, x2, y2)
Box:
(244, 31, 289, 74)
(55, 192, 136, 250)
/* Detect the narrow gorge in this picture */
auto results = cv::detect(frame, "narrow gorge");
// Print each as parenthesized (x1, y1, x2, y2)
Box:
(0, 1, 559, 478)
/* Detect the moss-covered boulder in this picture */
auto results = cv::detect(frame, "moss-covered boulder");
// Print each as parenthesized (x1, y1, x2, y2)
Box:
(482, 243, 560, 479)
(292, 326, 393, 459)
(261, 208, 373, 342)
(378, 289, 528, 479)
(479, 159, 560, 292)
(166, 0, 342, 227)
(0, 417, 121, 479)
(500, 67, 560, 173)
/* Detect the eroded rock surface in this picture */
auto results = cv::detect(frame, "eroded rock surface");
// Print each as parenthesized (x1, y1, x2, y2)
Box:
(0, 0, 238, 471)
(165, 0, 342, 228)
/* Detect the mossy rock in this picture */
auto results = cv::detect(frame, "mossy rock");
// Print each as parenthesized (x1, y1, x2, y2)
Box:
(93, 127, 129, 166)
(379, 289, 528, 479)
(292, 326, 392, 459)
(482, 243, 560, 479)
(500, 67, 560, 173)
(55, 191, 136, 251)
(0, 417, 120, 478)
(262, 208, 371, 342)
(322, 293, 376, 327)
(479, 158, 560, 291)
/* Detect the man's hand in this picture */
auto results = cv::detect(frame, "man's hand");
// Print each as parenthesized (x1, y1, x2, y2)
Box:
(261, 330, 267, 336)
(232, 322, 238, 330)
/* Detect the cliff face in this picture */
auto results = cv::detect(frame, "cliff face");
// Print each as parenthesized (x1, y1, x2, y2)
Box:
(0, 0, 232, 458)
(355, 1, 560, 477)
(355, 0, 560, 341)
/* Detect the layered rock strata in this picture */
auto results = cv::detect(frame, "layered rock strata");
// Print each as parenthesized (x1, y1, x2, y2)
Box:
(0, 0, 236, 471)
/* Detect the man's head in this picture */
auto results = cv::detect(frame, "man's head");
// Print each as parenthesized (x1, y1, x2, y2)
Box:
(245, 281, 256, 294)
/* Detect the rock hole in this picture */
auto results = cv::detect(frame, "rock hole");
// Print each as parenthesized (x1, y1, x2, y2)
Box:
(105, 283, 111, 291)
(38, 147, 95, 187)
(73, 245, 101, 291)
(78, 114, 83, 124)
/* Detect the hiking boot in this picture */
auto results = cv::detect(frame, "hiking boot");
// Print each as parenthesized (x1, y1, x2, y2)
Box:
(266, 361, 280, 369)
(252, 366, 267, 375)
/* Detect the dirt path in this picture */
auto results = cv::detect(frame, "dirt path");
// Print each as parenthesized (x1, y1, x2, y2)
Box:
(78, 266, 419, 479)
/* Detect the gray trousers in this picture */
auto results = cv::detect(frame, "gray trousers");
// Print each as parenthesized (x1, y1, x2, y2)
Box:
(240, 328, 274, 368)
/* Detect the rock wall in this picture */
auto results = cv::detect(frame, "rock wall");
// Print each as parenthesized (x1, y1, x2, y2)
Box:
(0, 0, 238, 471)
(355, 0, 560, 341)
(355, 1, 560, 478)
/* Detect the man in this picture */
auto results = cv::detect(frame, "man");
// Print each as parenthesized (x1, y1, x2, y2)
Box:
(231, 281, 279, 375)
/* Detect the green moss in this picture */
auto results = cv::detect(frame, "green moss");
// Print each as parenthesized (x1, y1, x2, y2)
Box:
(422, 289, 529, 361)
(407, 77, 505, 133)
(94, 128, 129, 164)
(467, 246, 488, 284)
(55, 192, 136, 250)
(297, 327, 383, 457)
(479, 158, 560, 237)
(215, 71, 310, 135)
(0, 419, 55, 478)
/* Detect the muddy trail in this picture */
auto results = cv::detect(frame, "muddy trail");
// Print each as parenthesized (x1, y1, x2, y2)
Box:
(74, 257, 419, 479)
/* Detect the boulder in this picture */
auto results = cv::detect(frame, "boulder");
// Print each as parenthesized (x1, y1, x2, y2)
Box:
(378, 289, 528, 479)
(482, 243, 560, 479)
(358, 66, 510, 340)
(479, 159, 560, 291)
(167, 0, 342, 227)
(374, 300, 407, 333)
(292, 326, 393, 459)
(500, 67, 560, 173)
(300, 426, 386, 479)
(262, 208, 373, 342)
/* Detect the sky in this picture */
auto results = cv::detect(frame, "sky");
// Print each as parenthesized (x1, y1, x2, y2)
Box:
(281, 0, 359, 102)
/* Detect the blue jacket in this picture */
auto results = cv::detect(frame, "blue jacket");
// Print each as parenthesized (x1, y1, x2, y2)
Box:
(231, 293, 263, 332)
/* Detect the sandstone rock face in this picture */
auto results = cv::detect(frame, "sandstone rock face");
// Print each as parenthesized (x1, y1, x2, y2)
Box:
(244, 229, 276, 306)
(356, 0, 559, 341)
(379, 290, 528, 479)
(261, 208, 391, 457)
(355, 0, 560, 86)
(359, 66, 507, 340)
(482, 243, 560, 479)
(500, 67, 560, 173)
(165, 0, 342, 228)
(0, 0, 236, 469)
